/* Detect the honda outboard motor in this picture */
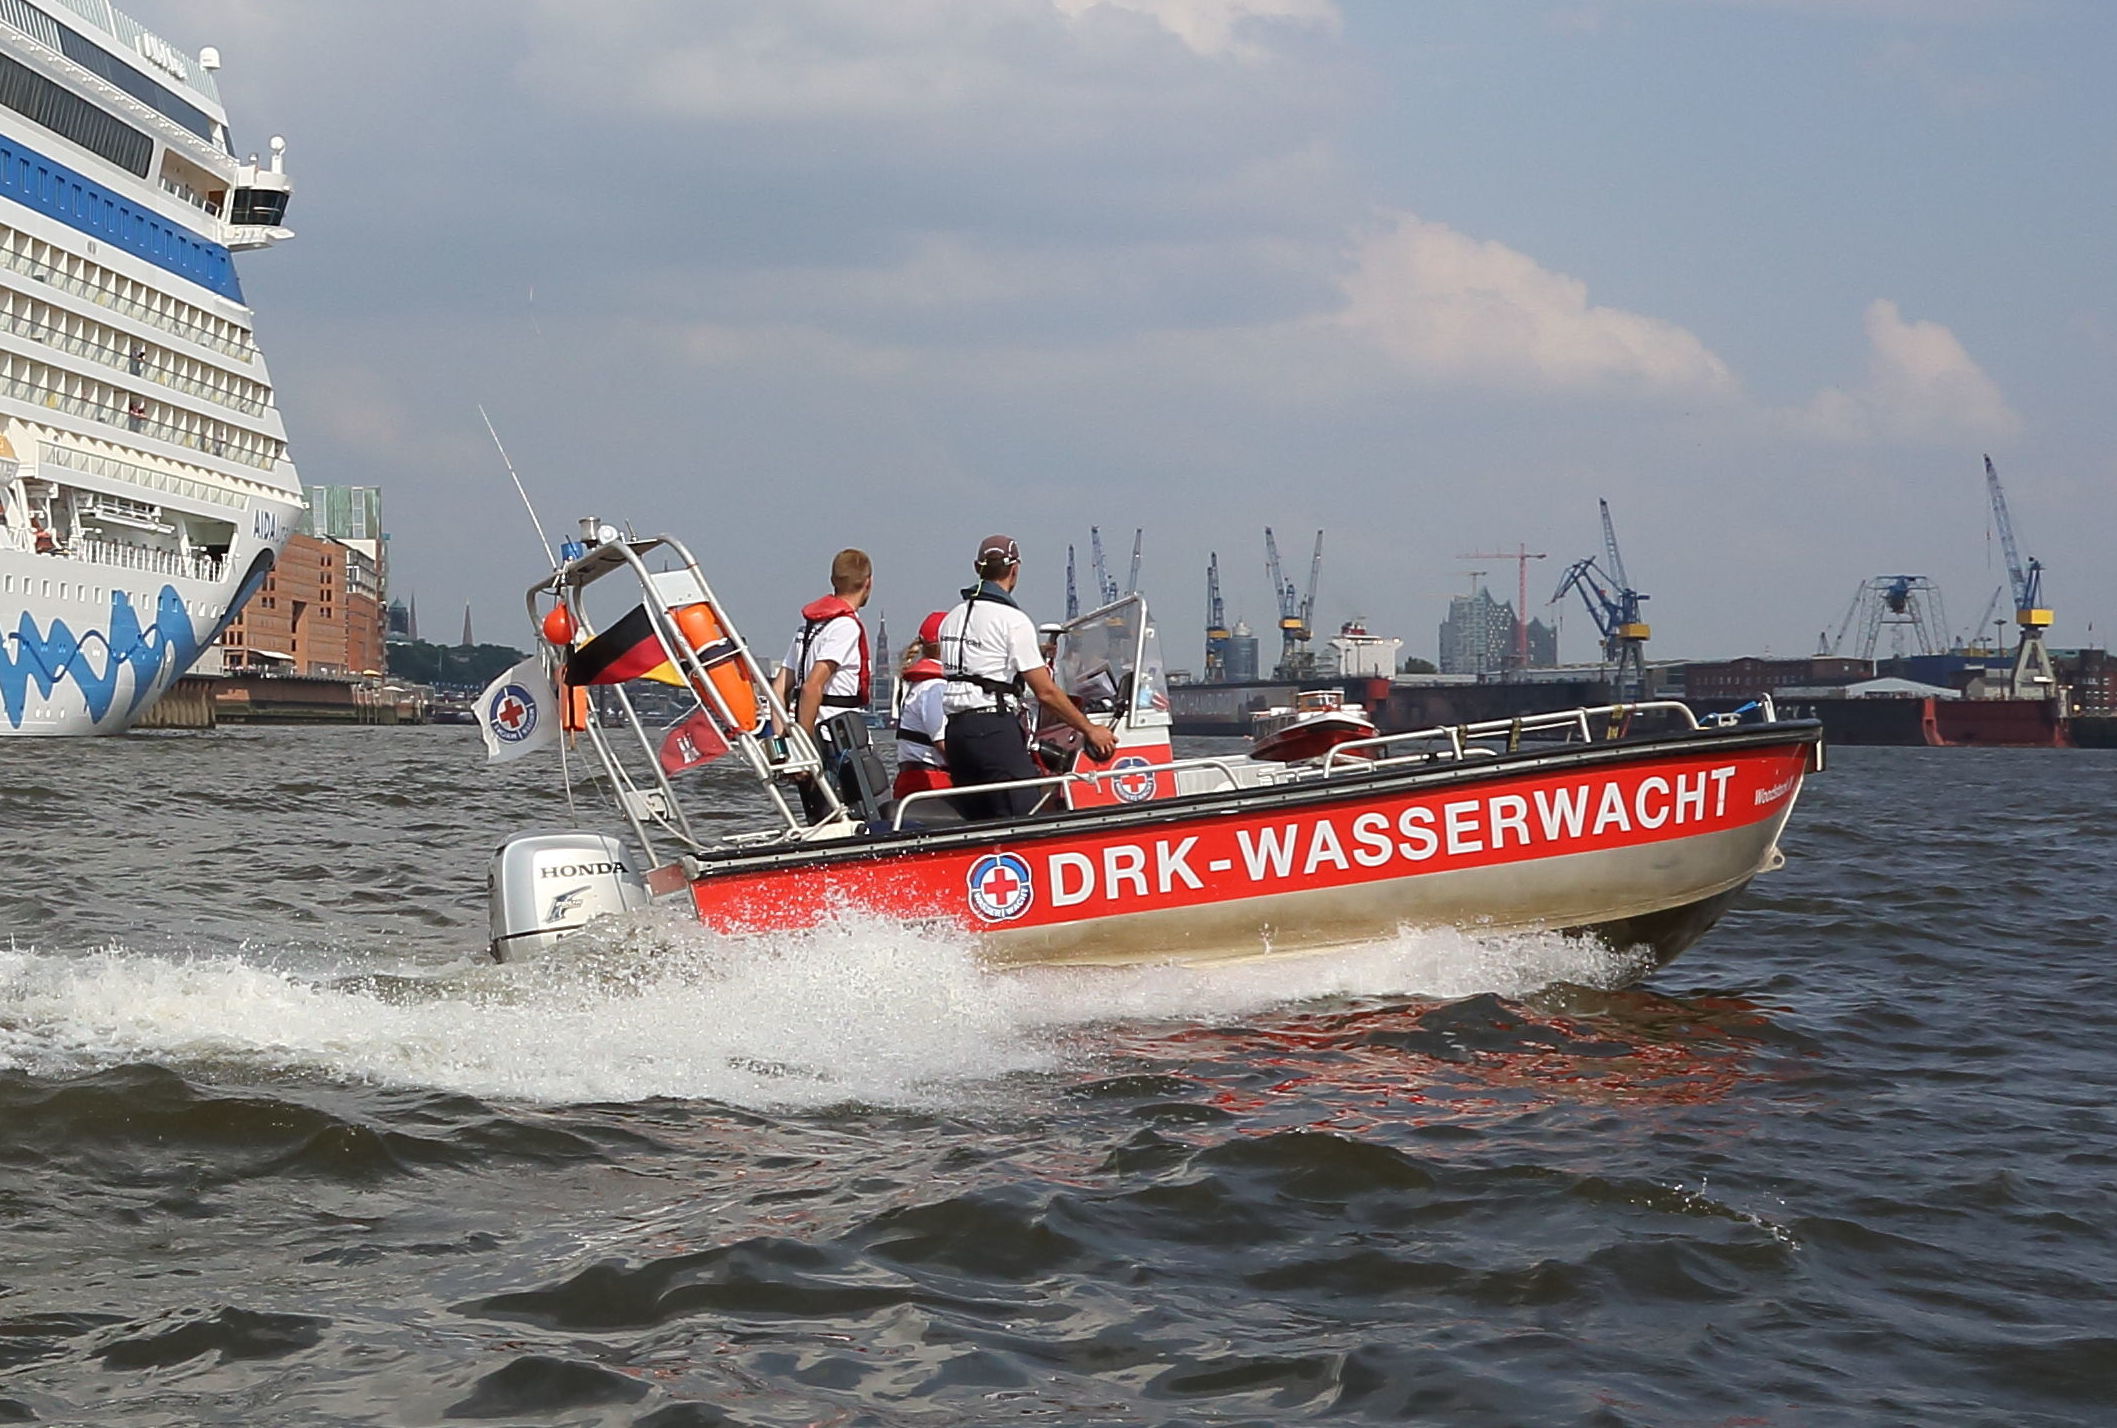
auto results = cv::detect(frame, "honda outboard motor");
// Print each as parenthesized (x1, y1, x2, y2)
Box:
(487, 831, 650, 961)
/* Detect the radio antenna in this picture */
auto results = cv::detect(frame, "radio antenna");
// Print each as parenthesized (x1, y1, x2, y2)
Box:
(478, 404, 556, 567)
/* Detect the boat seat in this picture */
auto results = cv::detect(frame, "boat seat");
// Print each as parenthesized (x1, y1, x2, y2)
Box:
(822, 710, 895, 825)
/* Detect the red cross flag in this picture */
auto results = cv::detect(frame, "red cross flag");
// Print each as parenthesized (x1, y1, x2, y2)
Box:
(477, 657, 561, 764)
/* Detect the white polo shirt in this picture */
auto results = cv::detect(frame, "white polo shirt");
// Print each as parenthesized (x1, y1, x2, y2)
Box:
(940, 593, 1043, 716)
(782, 614, 863, 702)
(895, 679, 948, 767)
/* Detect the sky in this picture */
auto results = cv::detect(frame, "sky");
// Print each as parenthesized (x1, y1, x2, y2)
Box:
(129, 0, 2117, 669)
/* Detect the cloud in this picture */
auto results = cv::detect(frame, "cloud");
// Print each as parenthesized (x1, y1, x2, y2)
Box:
(1864, 36, 2026, 112)
(1052, 0, 1339, 58)
(1652, 0, 2026, 19)
(516, 0, 1336, 127)
(1331, 214, 1738, 396)
(1798, 298, 2018, 442)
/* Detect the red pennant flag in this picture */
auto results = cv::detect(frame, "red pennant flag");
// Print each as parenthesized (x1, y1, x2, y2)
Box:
(659, 710, 730, 774)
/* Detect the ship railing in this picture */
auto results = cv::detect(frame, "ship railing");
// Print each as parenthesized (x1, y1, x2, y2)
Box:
(38, 442, 250, 514)
(158, 178, 223, 217)
(1320, 700, 1706, 774)
(0, 371, 274, 470)
(63, 534, 224, 582)
(0, 244, 255, 361)
(0, 306, 269, 415)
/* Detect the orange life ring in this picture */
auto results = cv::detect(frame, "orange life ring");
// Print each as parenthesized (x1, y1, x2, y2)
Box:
(672, 602, 760, 733)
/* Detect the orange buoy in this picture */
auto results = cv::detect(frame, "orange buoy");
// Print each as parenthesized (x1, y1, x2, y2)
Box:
(541, 604, 577, 646)
(671, 602, 759, 733)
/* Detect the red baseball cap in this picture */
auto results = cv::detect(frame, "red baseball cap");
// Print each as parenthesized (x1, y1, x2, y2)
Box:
(918, 610, 947, 645)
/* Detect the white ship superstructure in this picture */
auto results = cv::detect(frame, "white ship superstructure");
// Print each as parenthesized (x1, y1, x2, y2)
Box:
(0, 0, 300, 734)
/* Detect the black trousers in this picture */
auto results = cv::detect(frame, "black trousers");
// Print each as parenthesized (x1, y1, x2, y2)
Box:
(794, 728, 865, 824)
(944, 709, 1041, 820)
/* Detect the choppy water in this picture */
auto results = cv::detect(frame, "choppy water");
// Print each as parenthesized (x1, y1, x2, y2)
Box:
(2, 728, 2113, 1426)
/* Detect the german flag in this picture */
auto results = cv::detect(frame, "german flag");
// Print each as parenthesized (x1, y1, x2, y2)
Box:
(566, 604, 679, 686)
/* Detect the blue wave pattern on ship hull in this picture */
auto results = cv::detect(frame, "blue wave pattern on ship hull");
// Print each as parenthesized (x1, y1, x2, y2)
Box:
(0, 130, 242, 300)
(1, 551, 272, 729)
(1, 584, 200, 728)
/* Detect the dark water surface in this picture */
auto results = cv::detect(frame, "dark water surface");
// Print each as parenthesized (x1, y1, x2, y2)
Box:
(2, 728, 2113, 1425)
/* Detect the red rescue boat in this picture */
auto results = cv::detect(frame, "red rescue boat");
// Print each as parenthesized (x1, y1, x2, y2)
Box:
(1249, 688, 1378, 764)
(487, 528, 1824, 983)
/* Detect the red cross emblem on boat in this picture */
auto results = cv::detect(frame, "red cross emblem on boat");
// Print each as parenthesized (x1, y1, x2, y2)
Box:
(966, 852, 1034, 922)
(1110, 755, 1159, 804)
(489, 683, 539, 742)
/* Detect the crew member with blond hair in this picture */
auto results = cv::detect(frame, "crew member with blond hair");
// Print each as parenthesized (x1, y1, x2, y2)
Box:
(773, 548, 873, 820)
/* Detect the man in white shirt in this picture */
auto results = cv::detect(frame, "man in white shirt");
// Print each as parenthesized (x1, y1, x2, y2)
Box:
(939, 534, 1115, 820)
(772, 548, 872, 821)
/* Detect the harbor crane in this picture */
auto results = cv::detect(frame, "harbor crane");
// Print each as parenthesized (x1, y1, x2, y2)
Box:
(1125, 529, 1142, 597)
(1065, 545, 1080, 620)
(1984, 455, 2058, 698)
(1204, 552, 1229, 683)
(1964, 585, 2005, 654)
(1458, 544, 1548, 669)
(1090, 527, 1122, 607)
(1827, 575, 1949, 662)
(1549, 499, 1651, 699)
(1264, 527, 1323, 680)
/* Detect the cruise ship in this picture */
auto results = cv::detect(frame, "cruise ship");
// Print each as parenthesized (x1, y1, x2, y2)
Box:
(0, 0, 300, 735)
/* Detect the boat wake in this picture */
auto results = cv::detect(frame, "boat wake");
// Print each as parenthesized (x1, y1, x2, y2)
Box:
(0, 913, 1643, 1110)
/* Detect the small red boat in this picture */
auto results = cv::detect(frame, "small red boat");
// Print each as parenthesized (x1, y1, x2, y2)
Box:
(487, 529, 1824, 982)
(1249, 688, 1378, 763)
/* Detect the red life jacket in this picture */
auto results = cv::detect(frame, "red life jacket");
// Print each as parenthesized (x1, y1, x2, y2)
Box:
(901, 657, 944, 683)
(794, 596, 871, 708)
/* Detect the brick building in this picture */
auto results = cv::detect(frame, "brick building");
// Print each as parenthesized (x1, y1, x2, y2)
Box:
(219, 532, 385, 675)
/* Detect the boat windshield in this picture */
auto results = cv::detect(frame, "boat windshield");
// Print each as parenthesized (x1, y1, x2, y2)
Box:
(1053, 595, 1168, 724)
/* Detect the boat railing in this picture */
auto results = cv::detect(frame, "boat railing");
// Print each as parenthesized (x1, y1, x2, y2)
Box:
(890, 701, 1727, 830)
(528, 532, 829, 860)
(1321, 700, 1705, 774)
(890, 755, 1259, 831)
